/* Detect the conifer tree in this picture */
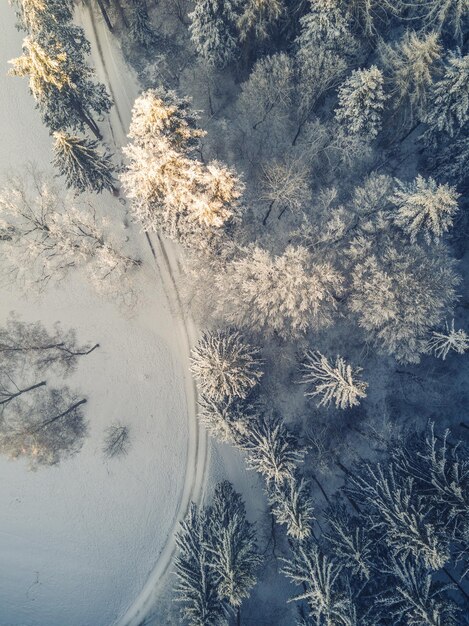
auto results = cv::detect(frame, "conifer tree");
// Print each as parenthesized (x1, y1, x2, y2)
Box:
(423, 50, 469, 145)
(425, 319, 469, 360)
(9, 32, 112, 139)
(128, 0, 156, 47)
(380, 30, 442, 122)
(189, 0, 241, 68)
(52, 132, 117, 195)
(300, 351, 368, 410)
(190, 330, 263, 403)
(335, 66, 386, 139)
(208, 482, 261, 613)
(417, 0, 469, 43)
(391, 175, 459, 244)
(269, 475, 315, 540)
(11, 0, 74, 34)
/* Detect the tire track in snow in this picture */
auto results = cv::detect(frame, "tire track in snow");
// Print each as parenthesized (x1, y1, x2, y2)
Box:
(76, 6, 209, 625)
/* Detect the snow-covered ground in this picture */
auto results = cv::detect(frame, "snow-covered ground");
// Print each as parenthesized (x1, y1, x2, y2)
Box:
(0, 5, 206, 625)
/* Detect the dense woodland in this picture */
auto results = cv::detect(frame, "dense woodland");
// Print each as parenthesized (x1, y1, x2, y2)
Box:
(3, 0, 469, 624)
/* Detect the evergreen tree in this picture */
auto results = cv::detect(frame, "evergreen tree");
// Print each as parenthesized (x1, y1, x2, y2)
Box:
(236, 0, 284, 41)
(189, 0, 241, 68)
(9, 32, 112, 139)
(175, 503, 228, 626)
(190, 330, 263, 403)
(423, 50, 469, 146)
(335, 66, 386, 139)
(300, 351, 368, 410)
(425, 319, 469, 360)
(296, 0, 357, 56)
(269, 475, 315, 540)
(11, 0, 74, 34)
(52, 132, 117, 195)
(417, 0, 469, 43)
(391, 175, 459, 244)
(128, 0, 157, 48)
(240, 414, 304, 484)
(208, 482, 261, 612)
(380, 30, 442, 122)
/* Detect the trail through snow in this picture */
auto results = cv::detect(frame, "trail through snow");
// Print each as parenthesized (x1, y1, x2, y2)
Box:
(76, 6, 209, 625)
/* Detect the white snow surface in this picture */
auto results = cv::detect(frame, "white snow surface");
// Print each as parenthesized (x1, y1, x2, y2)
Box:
(0, 5, 207, 625)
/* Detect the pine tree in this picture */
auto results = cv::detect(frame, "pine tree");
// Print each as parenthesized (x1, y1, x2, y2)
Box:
(208, 482, 261, 611)
(423, 50, 469, 145)
(380, 30, 442, 121)
(335, 66, 386, 139)
(391, 176, 459, 244)
(197, 395, 250, 444)
(236, 0, 284, 41)
(417, 0, 469, 43)
(52, 132, 117, 195)
(189, 0, 241, 68)
(381, 556, 458, 626)
(347, 463, 450, 570)
(128, 0, 157, 48)
(300, 351, 368, 410)
(11, 0, 74, 34)
(190, 330, 263, 403)
(175, 503, 229, 626)
(425, 319, 469, 360)
(240, 414, 304, 484)
(282, 541, 355, 625)
(268, 475, 315, 540)
(9, 32, 112, 139)
(217, 245, 343, 339)
(296, 0, 357, 56)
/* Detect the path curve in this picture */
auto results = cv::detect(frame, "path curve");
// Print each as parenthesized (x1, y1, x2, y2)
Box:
(76, 6, 209, 625)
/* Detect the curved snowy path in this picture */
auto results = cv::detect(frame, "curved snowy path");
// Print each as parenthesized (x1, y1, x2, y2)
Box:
(76, 6, 209, 625)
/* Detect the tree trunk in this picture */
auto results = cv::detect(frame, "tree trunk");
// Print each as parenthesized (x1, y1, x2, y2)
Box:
(29, 398, 87, 434)
(262, 200, 275, 226)
(236, 607, 241, 626)
(95, 0, 114, 31)
(0, 380, 46, 405)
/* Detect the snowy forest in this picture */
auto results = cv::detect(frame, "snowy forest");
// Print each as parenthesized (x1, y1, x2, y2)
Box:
(2, 0, 469, 624)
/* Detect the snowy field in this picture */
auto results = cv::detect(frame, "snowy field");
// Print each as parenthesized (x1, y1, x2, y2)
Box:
(0, 4, 201, 625)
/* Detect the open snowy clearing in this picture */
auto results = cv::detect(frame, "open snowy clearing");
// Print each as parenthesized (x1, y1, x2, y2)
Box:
(0, 4, 206, 625)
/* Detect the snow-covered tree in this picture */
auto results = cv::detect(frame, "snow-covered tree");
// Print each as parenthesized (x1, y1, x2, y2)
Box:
(300, 351, 368, 410)
(295, 46, 347, 143)
(0, 169, 140, 293)
(0, 314, 99, 377)
(52, 132, 117, 195)
(282, 541, 354, 626)
(391, 176, 459, 244)
(347, 463, 450, 570)
(416, 0, 469, 43)
(218, 245, 343, 339)
(238, 53, 294, 131)
(381, 556, 458, 626)
(208, 482, 261, 612)
(190, 330, 263, 403)
(175, 503, 229, 626)
(236, 0, 284, 41)
(430, 131, 469, 187)
(122, 89, 244, 249)
(241, 414, 304, 484)
(11, 0, 74, 34)
(189, 0, 240, 68)
(268, 475, 315, 540)
(296, 0, 357, 56)
(9, 32, 111, 139)
(422, 50, 469, 145)
(380, 30, 442, 121)
(0, 386, 87, 469)
(324, 507, 373, 581)
(335, 66, 386, 139)
(349, 243, 459, 364)
(128, 0, 157, 47)
(102, 423, 131, 458)
(196, 395, 251, 444)
(425, 319, 469, 360)
(260, 157, 311, 224)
